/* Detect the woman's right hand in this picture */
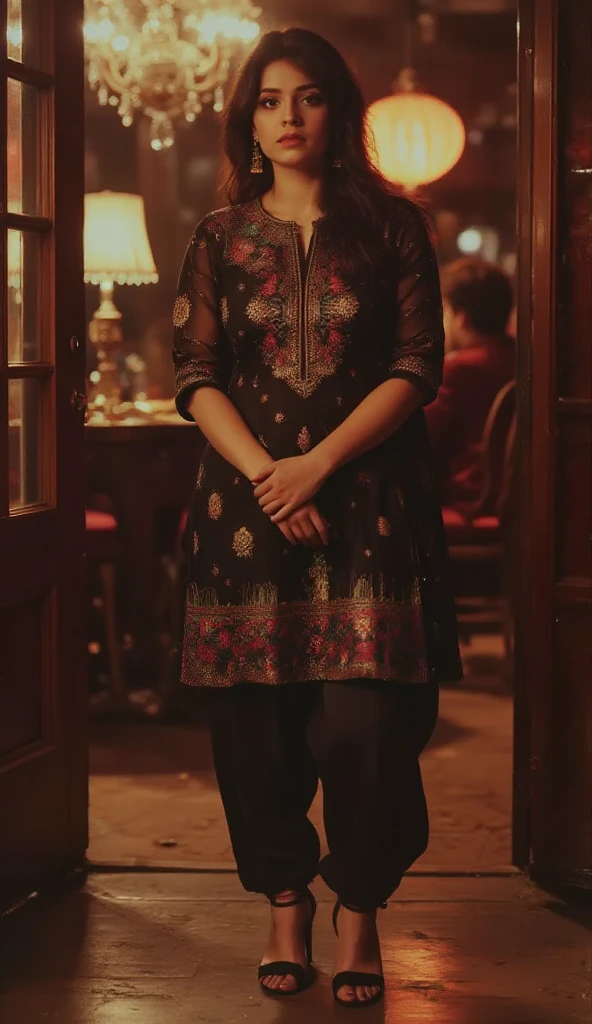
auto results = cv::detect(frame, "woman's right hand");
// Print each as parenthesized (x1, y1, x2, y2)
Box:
(275, 500, 330, 548)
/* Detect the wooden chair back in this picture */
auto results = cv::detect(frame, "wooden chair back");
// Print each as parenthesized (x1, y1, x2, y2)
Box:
(466, 379, 517, 521)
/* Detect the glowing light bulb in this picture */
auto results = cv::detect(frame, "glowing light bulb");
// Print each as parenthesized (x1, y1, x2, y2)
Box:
(457, 228, 483, 254)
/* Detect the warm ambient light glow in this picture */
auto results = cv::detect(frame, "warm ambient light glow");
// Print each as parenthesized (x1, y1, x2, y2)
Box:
(367, 84, 466, 190)
(84, 192, 158, 286)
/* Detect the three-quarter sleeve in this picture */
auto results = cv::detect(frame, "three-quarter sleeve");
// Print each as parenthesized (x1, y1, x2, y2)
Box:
(387, 201, 444, 406)
(172, 218, 233, 421)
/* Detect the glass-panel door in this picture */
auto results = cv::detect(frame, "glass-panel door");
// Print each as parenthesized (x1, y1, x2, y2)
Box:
(0, 0, 87, 907)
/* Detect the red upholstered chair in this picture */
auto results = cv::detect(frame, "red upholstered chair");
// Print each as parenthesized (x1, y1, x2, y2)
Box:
(443, 380, 517, 650)
(85, 509, 125, 703)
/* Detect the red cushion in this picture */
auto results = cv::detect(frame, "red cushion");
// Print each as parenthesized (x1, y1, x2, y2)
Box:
(85, 510, 118, 533)
(443, 506, 501, 547)
(442, 507, 499, 531)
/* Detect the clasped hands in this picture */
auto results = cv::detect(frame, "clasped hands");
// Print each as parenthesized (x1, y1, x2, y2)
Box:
(251, 452, 331, 549)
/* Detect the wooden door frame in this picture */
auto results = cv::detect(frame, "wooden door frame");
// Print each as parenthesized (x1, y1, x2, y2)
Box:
(54, 0, 88, 869)
(512, 0, 558, 872)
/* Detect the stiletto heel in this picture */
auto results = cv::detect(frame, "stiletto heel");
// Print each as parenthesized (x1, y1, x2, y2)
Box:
(258, 888, 316, 996)
(331, 899, 387, 1008)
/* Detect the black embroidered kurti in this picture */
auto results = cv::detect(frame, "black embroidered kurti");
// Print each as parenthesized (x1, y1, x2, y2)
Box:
(172, 195, 462, 687)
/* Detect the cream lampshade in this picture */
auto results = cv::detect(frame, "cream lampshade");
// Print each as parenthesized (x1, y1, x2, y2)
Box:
(84, 190, 158, 411)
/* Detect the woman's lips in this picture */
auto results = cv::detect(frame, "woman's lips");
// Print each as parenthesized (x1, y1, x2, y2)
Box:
(278, 136, 305, 147)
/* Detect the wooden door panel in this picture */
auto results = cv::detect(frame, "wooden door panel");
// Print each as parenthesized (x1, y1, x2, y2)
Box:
(0, 590, 46, 755)
(516, 0, 592, 890)
(0, 0, 87, 907)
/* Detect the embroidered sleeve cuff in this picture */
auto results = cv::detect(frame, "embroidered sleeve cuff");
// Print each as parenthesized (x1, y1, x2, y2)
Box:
(388, 356, 441, 406)
(174, 365, 229, 421)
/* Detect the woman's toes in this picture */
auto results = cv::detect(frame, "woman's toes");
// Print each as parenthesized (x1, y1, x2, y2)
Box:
(338, 985, 356, 1002)
(279, 975, 296, 991)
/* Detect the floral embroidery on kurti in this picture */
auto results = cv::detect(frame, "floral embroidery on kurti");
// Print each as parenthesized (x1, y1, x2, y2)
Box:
(172, 196, 462, 688)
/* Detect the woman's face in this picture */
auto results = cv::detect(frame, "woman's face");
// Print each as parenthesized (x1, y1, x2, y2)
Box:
(252, 59, 330, 172)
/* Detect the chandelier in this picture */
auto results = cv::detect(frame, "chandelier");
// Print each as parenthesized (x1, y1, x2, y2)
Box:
(84, 0, 262, 151)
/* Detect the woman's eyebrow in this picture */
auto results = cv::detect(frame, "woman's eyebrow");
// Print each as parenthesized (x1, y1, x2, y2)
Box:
(258, 84, 320, 94)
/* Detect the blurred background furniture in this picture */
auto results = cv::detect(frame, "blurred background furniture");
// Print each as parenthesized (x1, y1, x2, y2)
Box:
(85, 509, 126, 708)
(443, 380, 517, 662)
(86, 418, 203, 708)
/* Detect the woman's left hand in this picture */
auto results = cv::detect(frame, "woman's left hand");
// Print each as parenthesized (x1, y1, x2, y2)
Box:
(252, 451, 330, 522)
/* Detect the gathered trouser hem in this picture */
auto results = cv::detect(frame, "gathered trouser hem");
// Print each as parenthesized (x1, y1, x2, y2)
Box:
(207, 678, 439, 910)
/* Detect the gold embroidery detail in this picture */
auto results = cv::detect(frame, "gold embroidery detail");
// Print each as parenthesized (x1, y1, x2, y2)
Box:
(377, 516, 391, 536)
(193, 532, 200, 555)
(242, 582, 278, 605)
(196, 463, 205, 489)
(297, 426, 311, 453)
(257, 434, 269, 449)
(275, 412, 285, 423)
(233, 527, 255, 558)
(212, 564, 220, 576)
(196, 237, 207, 249)
(336, 396, 342, 405)
(351, 501, 357, 508)
(220, 296, 229, 326)
(173, 294, 191, 328)
(351, 574, 373, 601)
(238, 282, 246, 292)
(233, 476, 241, 485)
(252, 375, 259, 388)
(261, 393, 269, 403)
(308, 553, 331, 602)
(208, 491, 223, 519)
(364, 548, 372, 557)
(225, 578, 231, 586)
(237, 374, 244, 387)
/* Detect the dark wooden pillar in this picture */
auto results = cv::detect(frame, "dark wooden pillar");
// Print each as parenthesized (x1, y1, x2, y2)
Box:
(514, 0, 592, 891)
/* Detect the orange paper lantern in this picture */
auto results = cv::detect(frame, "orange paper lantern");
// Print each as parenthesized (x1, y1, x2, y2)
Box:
(367, 86, 466, 190)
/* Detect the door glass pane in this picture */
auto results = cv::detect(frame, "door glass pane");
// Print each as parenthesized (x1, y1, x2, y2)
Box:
(8, 378, 43, 510)
(7, 229, 41, 363)
(7, 77, 42, 217)
(7, 0, 43, 68)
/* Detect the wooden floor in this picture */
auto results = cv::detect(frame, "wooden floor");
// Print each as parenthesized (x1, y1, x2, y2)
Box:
(1, 872, 590, 1023)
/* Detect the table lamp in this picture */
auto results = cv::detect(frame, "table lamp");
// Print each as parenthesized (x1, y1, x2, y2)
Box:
(84, 190, 158, 413)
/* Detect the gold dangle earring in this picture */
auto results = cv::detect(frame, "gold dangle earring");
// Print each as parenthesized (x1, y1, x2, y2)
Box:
(251, 135, 263, 174)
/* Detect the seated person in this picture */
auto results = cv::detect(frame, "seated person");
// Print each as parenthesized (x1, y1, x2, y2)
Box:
(425, 257, 516, 509)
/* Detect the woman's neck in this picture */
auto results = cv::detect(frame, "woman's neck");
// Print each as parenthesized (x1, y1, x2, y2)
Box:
(263, 166, 325, 224)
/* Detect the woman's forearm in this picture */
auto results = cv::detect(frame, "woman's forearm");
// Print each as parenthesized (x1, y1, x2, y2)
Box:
(186, 387, 274, 480)
(311, 378, 424, 477)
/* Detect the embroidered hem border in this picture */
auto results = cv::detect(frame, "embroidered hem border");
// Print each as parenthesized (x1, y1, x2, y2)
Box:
(181, 594, 430, 687)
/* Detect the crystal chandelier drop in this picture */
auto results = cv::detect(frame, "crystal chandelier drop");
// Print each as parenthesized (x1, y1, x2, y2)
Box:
(84, 0, 262, 151)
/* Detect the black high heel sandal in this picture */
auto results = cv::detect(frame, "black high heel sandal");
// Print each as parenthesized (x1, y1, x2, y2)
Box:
(331, 899, 387, 1008)
(258, 888, 316, 996)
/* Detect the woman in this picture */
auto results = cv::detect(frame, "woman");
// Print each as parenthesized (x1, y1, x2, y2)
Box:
(172, 27, 462, 1008)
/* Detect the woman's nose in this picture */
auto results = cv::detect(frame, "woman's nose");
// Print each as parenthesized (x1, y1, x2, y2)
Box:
(282, 104, 303, 126)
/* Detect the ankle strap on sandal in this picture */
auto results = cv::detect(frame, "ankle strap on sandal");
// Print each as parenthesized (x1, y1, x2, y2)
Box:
(340, 899, 388, 913)
(265, 889, 311, 908)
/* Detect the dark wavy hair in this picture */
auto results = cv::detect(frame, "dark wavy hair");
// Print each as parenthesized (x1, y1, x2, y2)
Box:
(223, 27, 406, 285)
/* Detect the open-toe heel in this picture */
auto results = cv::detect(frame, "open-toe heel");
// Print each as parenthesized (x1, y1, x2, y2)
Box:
(331, 899, 386, 1008)
(258, 888, 316, 997)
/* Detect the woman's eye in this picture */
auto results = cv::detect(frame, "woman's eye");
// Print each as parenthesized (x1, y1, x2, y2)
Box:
(302, 93, 324, 106)
(259, 97, 279, 109)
